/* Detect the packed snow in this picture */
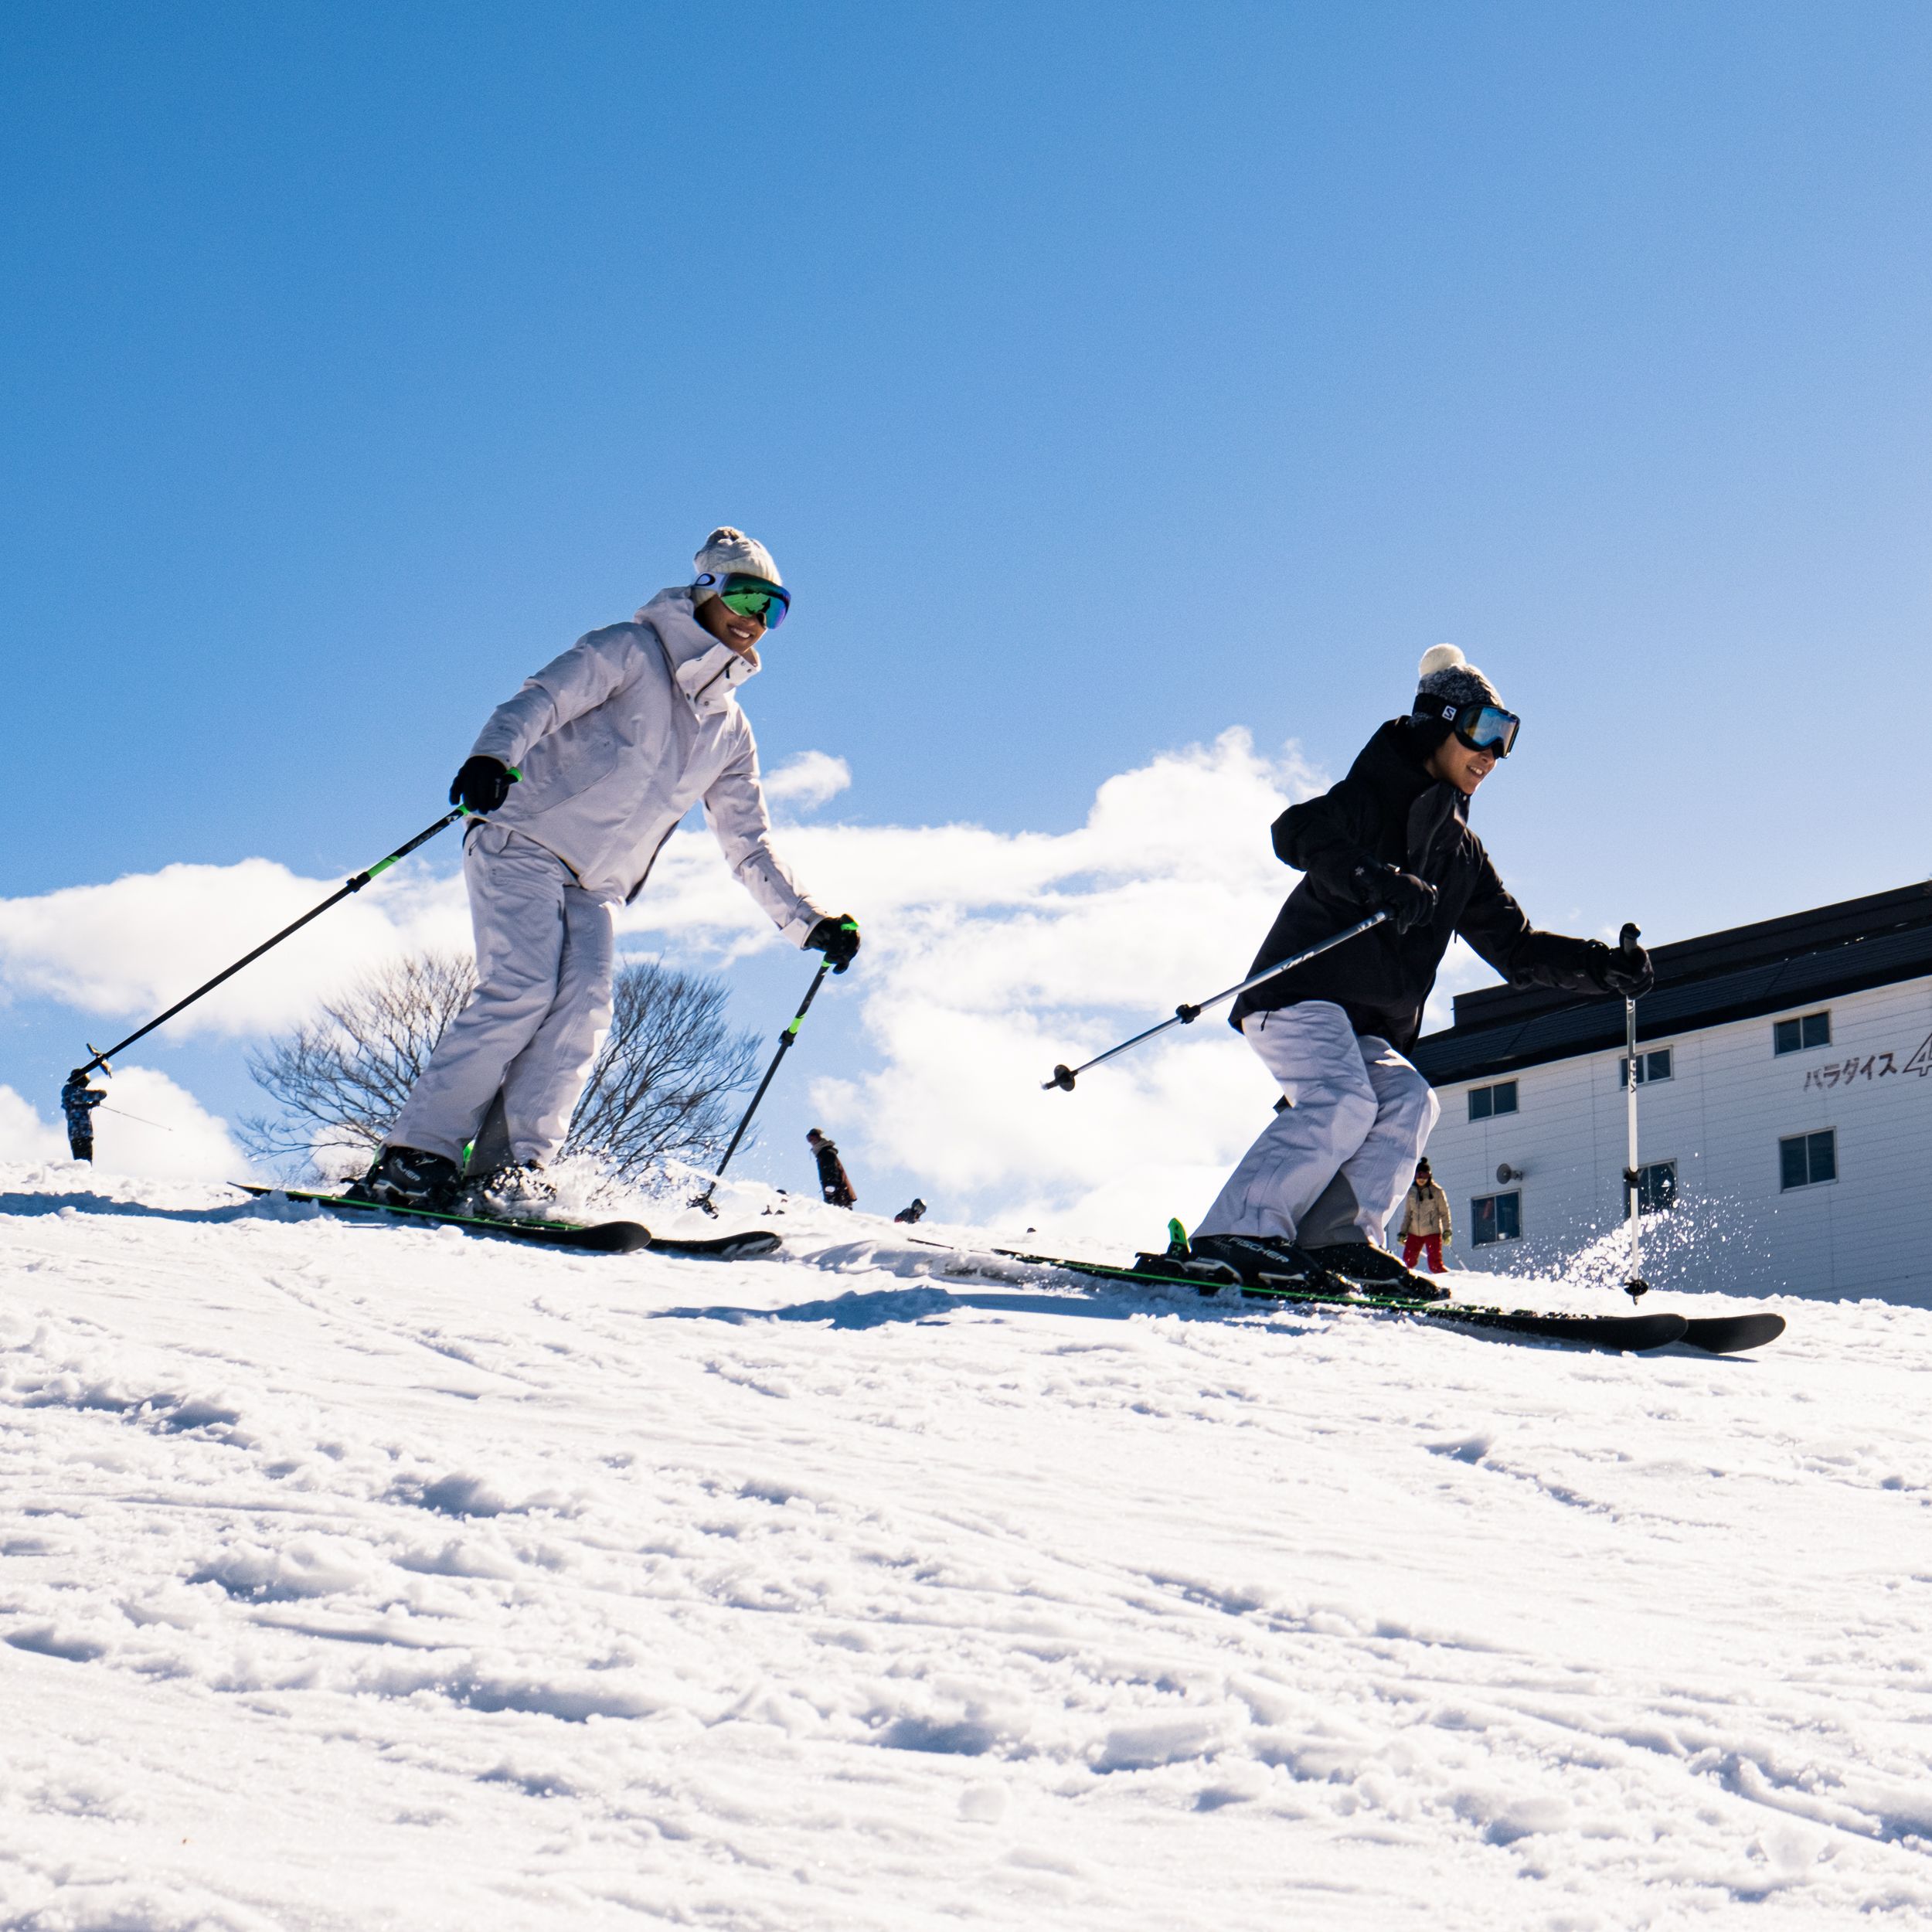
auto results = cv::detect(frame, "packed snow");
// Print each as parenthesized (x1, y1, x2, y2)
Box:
(3, 1163, 1929, 1930)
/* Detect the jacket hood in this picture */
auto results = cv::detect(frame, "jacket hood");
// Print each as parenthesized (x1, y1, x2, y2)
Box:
(1361, 716, 1442, 786)
(1359, 717, 1471, 833)
(636, 584, 760, 715)
(635, 585, 728, 669)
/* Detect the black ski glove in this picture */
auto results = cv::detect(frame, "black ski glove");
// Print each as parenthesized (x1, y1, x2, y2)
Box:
(1587, 937, 1655, 999)
(805, 914, 862, 973)
(1352, 862, 1439, 935)
(450, 756, 513, 815)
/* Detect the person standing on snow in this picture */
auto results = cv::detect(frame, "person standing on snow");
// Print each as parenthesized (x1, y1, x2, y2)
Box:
(60, 1068, 105, 1163)
(356, 529, 861, 1217)
(1185, 645, 1651, 1294)
(805, 1128, 856, 1209)
(1396, 1158, 1452, 1274)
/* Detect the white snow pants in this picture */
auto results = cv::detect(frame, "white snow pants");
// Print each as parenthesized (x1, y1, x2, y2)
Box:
(1196, 1001, 1441, 1247)
(388, 824, 614, 1169)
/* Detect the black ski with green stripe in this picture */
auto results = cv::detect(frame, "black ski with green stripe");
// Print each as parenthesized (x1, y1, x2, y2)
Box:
(233, 1185, 781, 1259)
(988, 1249, 1781, 1354)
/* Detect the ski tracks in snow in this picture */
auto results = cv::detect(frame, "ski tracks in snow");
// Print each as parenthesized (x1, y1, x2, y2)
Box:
(2, 1169, 1931, 1929)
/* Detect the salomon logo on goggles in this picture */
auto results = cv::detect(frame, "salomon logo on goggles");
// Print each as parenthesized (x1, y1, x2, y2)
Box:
(1414, 694, 1520, 757)
(696, 571, 791, 630)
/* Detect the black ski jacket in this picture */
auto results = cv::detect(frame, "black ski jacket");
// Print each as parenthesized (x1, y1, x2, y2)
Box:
(1230, 719, 1609, 1051)
(812, 1138, 857, 1209)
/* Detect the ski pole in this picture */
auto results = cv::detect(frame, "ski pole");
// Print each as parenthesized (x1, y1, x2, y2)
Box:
(1042, 910, 1389, 1092)
(74, 808, 467, 1081)
(690, 954, 844, 1216)
(1617, 920, 1650, 1301)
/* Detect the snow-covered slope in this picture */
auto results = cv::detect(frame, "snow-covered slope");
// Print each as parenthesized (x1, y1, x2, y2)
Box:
(3, 1165, 1929, 1930)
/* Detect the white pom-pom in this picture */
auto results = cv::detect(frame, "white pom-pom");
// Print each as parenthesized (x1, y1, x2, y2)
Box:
(1418, 644, 1464, 679)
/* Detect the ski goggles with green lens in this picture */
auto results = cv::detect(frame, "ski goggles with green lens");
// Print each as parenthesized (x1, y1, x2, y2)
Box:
(696, 571, 791, 630)
(1414, 693, 1520, 757)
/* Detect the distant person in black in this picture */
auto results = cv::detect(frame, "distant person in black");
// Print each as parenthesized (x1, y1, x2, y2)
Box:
(61, 1070, 105, 1162)
(893, 1198, 927, 1224)
(805, 1128, 856, 1209)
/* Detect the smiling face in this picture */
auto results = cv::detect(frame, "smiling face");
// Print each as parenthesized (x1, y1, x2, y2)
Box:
(696, 590, 766, 663)
(1424, 733, 1498, 797)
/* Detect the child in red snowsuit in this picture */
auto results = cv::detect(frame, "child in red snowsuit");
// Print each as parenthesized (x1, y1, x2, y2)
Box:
(1397, 1158, 1452, 1272)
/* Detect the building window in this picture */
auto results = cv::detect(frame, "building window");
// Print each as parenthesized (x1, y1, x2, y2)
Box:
(1629, 1160, 1677, 1213)
(1471, 1191, 1522, 1245)
(1619, 1047, 1673, 1087)
(1468, 1080, 1519, 1122)
(1774, 1012, 1831, 1056)
(1779, 1129, 1837, 1190)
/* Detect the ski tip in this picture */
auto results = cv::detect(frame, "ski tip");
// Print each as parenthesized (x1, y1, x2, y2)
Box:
(1680, 1311, 1787, 1355)
(651, 1230, 784, 1259)
(712, 1230, 784, 1259)
(573, 1221, 652, 1253)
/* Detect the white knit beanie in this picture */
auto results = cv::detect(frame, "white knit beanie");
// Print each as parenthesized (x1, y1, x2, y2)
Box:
(692, 526, 781, 600)
(1415, 643, 1502, 711)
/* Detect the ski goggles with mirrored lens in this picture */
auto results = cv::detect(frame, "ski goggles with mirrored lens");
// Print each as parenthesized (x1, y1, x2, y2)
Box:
(696, 571, 790, 630)
(1414, 693, 1520, 757)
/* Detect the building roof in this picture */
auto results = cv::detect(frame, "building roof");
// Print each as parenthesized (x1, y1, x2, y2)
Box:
(1410, 882, 1932, 1087)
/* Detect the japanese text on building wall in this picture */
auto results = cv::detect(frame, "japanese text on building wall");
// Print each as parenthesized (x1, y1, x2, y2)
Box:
(1803, 1031, 1932, 1090)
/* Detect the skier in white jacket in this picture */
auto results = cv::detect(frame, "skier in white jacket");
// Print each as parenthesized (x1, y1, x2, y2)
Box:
(355, 528, 859, 1216)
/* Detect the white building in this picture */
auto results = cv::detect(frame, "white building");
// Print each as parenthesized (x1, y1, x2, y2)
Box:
(1410, 884, 1932, 1307)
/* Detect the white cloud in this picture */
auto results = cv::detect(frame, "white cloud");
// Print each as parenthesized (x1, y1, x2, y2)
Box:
(763, 750, 852, 811)
(624, 728, 1338, 1238)
(0, 1086, 68, 1164)
(0, 856, 471, 1037)
(90, 1069, 252, 1181)
(0, 1071, 249, 1182)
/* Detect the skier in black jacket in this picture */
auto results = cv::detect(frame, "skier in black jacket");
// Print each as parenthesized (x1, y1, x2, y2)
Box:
(1189, 645, 1651, 1293)
(806, 1128, 857, 1209)
(60, 1069, 105, 1163)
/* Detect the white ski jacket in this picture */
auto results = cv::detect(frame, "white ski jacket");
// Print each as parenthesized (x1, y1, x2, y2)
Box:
(466, 587, 826, 941)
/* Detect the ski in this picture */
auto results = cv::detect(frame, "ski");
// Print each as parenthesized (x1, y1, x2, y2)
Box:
(232, 1185, 781, 1260)
(980, 1247, 1718, 1353)
(1677, 1311, 1786, 1355)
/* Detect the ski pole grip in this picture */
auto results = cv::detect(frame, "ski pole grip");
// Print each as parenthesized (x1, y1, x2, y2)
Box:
(1619, 921, 1641, 957)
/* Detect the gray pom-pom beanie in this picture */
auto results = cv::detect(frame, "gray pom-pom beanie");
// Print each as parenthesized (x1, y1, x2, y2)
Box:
(692, 526, 781, 602)
(1413, 643, 1502, 713)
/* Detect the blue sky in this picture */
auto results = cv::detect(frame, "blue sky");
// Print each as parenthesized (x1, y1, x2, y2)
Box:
(4, 2, 1930, 1225)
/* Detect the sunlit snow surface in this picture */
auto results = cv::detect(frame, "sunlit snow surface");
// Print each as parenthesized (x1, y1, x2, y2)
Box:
(2, 1162, 1929, 1930)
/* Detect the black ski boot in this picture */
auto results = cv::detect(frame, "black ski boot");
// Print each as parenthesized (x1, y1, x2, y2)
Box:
(461, 1160, 560, 1223)
(1130, 1219, 1238, 1287)
(1131, 1246, 1242, 1286)
(1300, 1241, 1451, 1301)
(345, 1145, 464, 1212)
(1182, 1233, 1334, 1290)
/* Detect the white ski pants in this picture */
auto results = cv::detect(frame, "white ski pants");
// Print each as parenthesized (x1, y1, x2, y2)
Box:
(388, 824, 614, 1169)
(1196, 1001, 1440, 1247)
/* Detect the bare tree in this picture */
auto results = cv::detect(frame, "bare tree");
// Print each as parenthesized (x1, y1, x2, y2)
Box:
(566, 966, 762, 1184)
(241, 951, 477, 1172)
(242, 951, 761, 1185)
